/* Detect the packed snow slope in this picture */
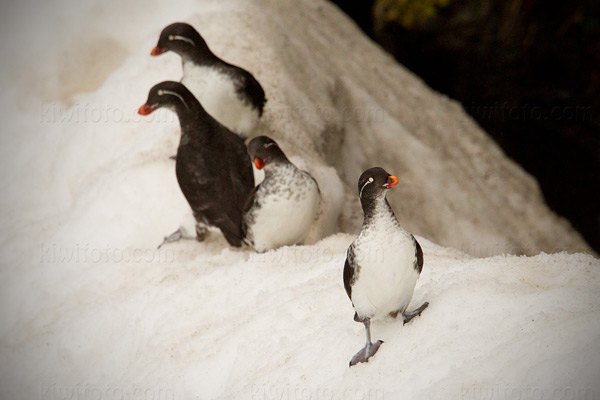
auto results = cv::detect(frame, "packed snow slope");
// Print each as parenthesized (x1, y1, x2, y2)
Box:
(0, 0, 599, 399)
(2, 236, 600, 400)
(0, 0, 590, 257)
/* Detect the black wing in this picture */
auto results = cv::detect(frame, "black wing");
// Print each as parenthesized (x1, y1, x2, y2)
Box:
(176, 140, 249, 247)
(241, 184, 260, 240)
(343, 245, 357, 299)
(230, 66, 267, 116)
(411, 235, 424, 274)
(210, 128, 254, 246)
(175, 146, 212, 214)
(223, 130, 255, 209)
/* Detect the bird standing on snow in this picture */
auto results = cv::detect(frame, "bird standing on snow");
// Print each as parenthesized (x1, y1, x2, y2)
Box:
(138, 81, 254, 247)
(344, 167, 428, 366)
(242, 136, 320, 252)
(151, 22, 267, 138)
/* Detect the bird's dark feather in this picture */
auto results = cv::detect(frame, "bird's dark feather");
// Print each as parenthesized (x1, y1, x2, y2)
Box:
(225, 64, 267, 116)
(176, 118, 254, 247)
(343, 245, 357, 300)
(412, 235, 424, 273)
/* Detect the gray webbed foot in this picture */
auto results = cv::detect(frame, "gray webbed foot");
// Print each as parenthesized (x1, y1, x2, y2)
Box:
(402, 301, 429, 325)
(157, 227, 196, 249)
(349, 340, 384, 367)
(349, 318, 383, 367)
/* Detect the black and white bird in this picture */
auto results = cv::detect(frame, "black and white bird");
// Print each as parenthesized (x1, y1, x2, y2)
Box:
(151, 22, 266, 138)
(242, 136, 320, 252)
(138, 81, 254, 247)
(344, 167, 428, 366)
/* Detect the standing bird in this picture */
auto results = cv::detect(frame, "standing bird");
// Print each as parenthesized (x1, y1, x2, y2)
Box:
(138, 81, 254, 247)
(344, 167, 428, 366)
(150, 22, 267, 138)
(242, 136, 320, 252)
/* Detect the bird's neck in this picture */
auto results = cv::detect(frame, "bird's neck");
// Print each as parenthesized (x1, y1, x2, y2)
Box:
(263, 159, 293, 180)
(181, 49, 219, 67)
(175, 106, 214, 146)
(361, 195, 397, 227)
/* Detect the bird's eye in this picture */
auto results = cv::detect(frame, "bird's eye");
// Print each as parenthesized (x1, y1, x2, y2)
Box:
(158, 90, 164, 96)
(368, 177, 374, 183)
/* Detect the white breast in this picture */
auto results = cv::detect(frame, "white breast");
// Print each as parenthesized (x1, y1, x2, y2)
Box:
(350, 215, 420, 320)
(181, 62, 259, 138)
(247, 167, 320, 252)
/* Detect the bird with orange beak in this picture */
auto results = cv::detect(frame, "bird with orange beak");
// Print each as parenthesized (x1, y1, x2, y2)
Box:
(344, 167, 428, 366)
(242, 136, 320, 252)
(150, 22, 266, 138)
(138, 81, 254, 248)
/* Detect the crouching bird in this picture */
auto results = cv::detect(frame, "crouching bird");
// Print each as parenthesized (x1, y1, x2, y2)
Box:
(138, 81, 254, 247)
(242, 136, 320, 252)
(344, 167, 428, 366)
(150, 22, 266, 138)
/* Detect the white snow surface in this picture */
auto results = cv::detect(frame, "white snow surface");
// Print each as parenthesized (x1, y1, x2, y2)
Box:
(0, 0, 599, 399)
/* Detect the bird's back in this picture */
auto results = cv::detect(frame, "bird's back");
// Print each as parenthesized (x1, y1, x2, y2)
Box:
(182, 61, 263, 136)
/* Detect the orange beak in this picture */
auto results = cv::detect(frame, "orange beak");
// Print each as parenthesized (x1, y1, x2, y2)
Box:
(384, 175, 399, 188)
(151, 46, 165, 56)
(254, 158, 266, 170)
(138, 104, 157, 115)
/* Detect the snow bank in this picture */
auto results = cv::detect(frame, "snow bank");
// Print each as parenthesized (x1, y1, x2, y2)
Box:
(0, 0, 598, 399)
(2, 234, 599, 400)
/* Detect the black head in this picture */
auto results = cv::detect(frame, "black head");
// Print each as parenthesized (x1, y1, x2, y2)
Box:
(247, 136, 289, 170)
(151, 22, 213, 60)
(357, 167, 399, 200)
(138, 81, 199, 116)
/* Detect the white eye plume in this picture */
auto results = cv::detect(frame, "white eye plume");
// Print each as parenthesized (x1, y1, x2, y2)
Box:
(157, 89, 190, 111)
(168, 35, 196, 46)
(263, 142, 277, 148)
(359, 177, 374, 198)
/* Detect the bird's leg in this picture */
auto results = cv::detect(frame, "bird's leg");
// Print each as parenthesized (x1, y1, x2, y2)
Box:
(349, 318, 384, 367)
(402, 301, 429, 325)
(157, 227, 196, 249)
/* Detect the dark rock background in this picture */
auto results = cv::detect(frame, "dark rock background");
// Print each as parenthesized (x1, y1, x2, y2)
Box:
(330, 0, 599, 253)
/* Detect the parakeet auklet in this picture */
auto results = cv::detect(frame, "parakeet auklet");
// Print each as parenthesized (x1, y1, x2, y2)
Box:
(242, 136, 320, 252)
(151, 22, 266, 138)
(344, 167, 428, 366)
(138, 81, 254, 247)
